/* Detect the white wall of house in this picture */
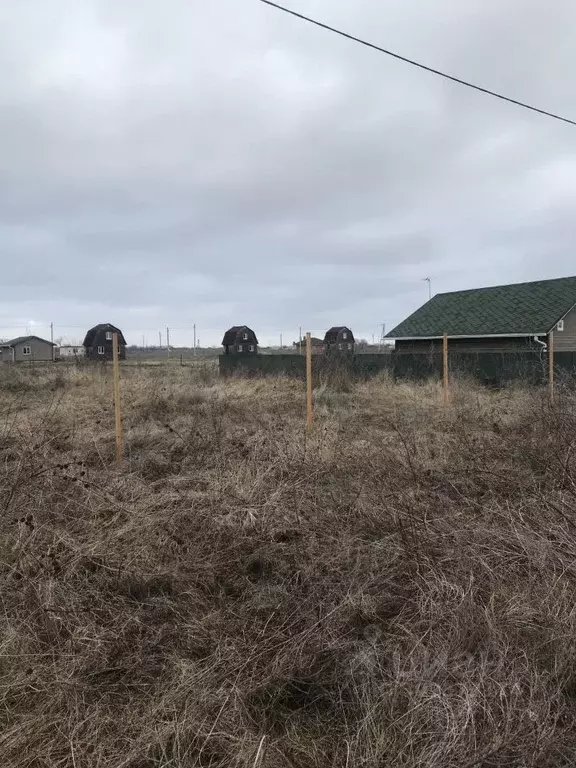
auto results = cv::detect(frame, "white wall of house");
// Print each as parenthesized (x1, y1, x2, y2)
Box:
(59, 346, 84, 357)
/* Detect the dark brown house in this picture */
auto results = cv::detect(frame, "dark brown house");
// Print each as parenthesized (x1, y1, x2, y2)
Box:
(324, 327, 355, 355)
(222, 326, 258, 355)
(387, 276, 576, 353)
(83, 324, 127, 360)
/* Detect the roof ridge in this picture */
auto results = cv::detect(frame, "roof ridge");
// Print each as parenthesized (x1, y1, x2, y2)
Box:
(434, 274, 576, 299)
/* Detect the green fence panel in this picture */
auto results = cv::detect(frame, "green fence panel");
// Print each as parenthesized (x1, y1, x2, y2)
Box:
(393, 353, 442, 381)
(219, 354, 306, 378)
(220, 351, 576, 386)
(219, 354, 393, 380)
(556, 351, 576, 376)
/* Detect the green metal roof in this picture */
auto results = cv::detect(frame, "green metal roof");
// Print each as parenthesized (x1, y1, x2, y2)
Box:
(387, 276, 576, 339)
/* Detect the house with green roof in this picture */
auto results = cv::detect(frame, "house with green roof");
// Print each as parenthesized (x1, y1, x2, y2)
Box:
(386, 276, 576, 354)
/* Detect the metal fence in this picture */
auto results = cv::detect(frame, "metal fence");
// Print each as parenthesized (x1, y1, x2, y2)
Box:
(219, 351, 576, 387)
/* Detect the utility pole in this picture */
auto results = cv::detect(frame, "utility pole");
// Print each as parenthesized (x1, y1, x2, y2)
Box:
(142, 334, 145, 349)
(166, 326, 171, 358)
(193, 324, 196, 355)
(159, 330, 162, 348)
(50, 322, 54, 361)
(379, 323, 386, 350)
(280, 333, 283, 349)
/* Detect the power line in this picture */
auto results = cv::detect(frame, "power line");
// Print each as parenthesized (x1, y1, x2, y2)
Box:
(260, 0, 576, 128)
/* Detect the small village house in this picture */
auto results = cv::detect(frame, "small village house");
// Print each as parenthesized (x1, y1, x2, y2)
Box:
(222, 326, 258, 355)
(293, 337, 324, 354)
(59, 345, 84, 359)
(83, 324, 127, 360)
(324, 327, 355, 355)
(386, 276, 576, 353)
(0, 335, 56, 363)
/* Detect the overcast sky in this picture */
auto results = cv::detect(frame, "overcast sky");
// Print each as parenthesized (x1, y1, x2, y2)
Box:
(2, 0, 576, 346)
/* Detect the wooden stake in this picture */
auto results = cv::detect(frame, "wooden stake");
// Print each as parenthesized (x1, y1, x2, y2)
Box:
(112, 333, 124, 468)
(306, 332, 313, 431)
(548, 330, 554, 403)
(442, 333, 449, 404)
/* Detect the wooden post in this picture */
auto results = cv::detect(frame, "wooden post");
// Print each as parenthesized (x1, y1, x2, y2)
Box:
(548, 330, 554, 403)
(112, 333, 124, 468)
(306, 332, 313, 431)
(442, 333, 449, 404)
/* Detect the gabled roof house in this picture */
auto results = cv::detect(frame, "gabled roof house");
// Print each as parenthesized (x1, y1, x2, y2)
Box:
(294, 336, 324, 354)
(0, 335, 56, 363)
(387, 276, 576, 353)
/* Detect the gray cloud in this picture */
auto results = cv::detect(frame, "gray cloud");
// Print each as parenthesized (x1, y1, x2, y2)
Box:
(1, 0, 576, 345)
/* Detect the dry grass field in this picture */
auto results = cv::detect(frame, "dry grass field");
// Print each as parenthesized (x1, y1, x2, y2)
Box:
(2, 363, 576, 767)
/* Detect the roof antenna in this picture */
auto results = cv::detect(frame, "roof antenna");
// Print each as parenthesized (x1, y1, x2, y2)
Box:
(422, 277, 432, 301)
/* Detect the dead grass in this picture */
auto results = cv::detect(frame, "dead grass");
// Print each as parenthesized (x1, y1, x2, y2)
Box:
(1, 364, 576, 766)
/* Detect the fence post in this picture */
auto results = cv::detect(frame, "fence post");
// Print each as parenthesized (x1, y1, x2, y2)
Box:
(548, 330, 554, 403)
(113, 333, 124, 468)
(443, 333, 449, 404)
(306, 332, 313, 431)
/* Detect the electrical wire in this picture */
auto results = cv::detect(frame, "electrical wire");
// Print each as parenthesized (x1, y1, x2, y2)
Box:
(260, 0, 576, 127)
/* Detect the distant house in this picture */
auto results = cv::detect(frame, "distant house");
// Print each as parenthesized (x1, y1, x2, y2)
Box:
(293, 337, 324, 354)
(222, 326, 258, 355)
(0, 335, 56, 363)
(59, 345, 84, 358)
(324, 327, 355, 355)
(386, 276, 576, 353)
(83, 324, 127, 360)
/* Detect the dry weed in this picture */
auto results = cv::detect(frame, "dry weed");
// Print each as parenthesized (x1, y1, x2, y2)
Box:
(1, 364, 576, 766)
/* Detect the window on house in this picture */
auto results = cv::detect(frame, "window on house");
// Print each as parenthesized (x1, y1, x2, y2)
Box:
(348, 343, 353, 350)
(342, 332, 348, 340)
(237, 344, 243, 352)
(97, 346, 105, 355)
(105, 331, 113, 340)
(249, 345, 255, 352)
(338, 343, 343, 350)
(557, 319, 565, 332)
(243, 332, 249, 340)
(22, 346, 31, 355)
